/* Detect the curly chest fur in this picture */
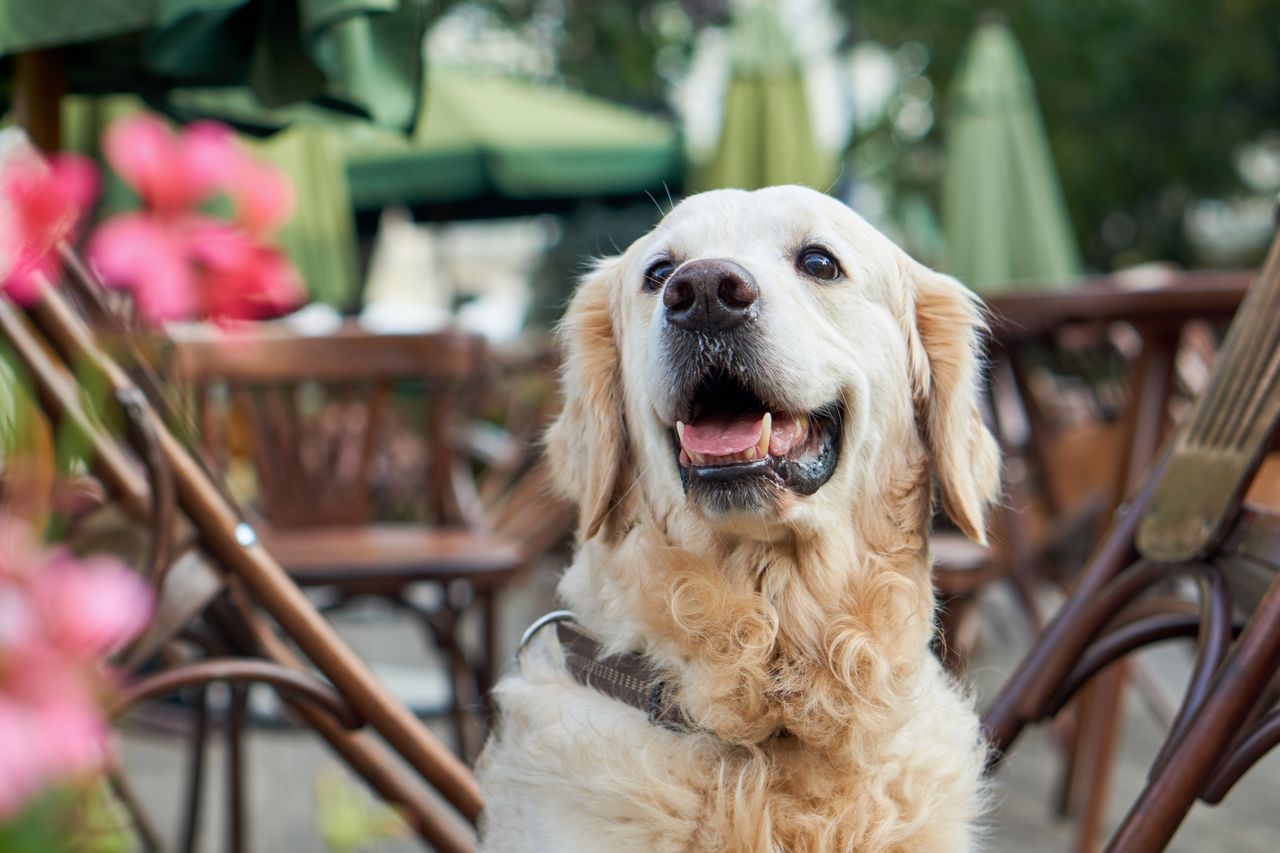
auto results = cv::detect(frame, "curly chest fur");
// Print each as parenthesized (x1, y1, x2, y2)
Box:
(477, 631, 985, 853)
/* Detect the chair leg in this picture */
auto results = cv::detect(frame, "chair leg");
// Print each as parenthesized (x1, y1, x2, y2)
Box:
(444, 636, 484, 763)
(1104, 575, 1280, 852)
(180, 687, 210, 853)
(107, 769, 164, 852)
(414, 590, 485, 762)
(478, 587, 501, 708)
(982, 461, 1167, 763)
(226, 684, 249, 853)
(1071, 664, 1128, 853)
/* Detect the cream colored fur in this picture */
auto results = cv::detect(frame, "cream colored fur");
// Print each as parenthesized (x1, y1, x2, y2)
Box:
(477, 186, 1000, 852)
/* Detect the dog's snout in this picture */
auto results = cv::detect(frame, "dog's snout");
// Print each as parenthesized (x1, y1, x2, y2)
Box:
(663, 259, 759, 333)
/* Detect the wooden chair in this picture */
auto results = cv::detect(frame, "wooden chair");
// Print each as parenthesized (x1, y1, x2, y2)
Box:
(980, 271, 1253, 848)
(1, 127, 482, 851)
(168, 328, 526, 759)
(933, 271, 1250, 680)
(983, 240, 1280, 851)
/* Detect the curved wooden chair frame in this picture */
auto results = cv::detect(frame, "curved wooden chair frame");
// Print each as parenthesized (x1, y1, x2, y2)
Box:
(983, 239, 1280, 852)
(0, 253, 482, 850)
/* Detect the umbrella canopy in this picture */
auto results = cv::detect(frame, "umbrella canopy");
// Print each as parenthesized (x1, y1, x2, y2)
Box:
(942, 21, 1081, 294)
(692, 4, 835, 193)
(0, 0, 427, 133)
(342, 68, 684, 218)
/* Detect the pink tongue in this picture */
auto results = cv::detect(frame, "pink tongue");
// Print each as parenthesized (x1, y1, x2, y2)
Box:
(681, 412, 764, 455)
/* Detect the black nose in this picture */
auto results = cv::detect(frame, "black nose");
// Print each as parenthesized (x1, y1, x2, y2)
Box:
(662, 259, 760, 333)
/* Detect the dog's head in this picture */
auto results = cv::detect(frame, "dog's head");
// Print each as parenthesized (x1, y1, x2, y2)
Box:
(547, 186, 998, 548)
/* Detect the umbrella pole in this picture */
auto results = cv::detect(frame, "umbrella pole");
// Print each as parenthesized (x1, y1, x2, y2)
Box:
(12, 48, 64, 151)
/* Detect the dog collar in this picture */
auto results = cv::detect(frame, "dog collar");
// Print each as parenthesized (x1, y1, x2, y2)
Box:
(518, 611, 691, 733)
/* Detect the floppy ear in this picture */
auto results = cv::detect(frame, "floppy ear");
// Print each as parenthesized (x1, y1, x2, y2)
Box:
(901, 259, 1000, 544)
(545, 257, 631, 541)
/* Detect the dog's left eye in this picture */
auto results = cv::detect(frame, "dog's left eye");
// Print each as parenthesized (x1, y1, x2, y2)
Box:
(798, 248, 841, 281)
(643, 259, 676, 292)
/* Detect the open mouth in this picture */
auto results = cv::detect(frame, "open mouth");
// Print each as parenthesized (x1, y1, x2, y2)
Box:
(670, 373, 842, 511)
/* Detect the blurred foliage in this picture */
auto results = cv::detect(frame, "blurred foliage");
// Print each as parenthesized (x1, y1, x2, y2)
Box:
(429, 0, 728, 106)
(0, 783, 134, 853)
(316, 766, 410, 853)
(421, 1, 1280, 273)
(850, 0, 1280, 270)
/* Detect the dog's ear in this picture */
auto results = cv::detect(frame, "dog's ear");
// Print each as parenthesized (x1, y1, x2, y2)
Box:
(545, 257, 631, 540)
(901, 258, 1000, 544)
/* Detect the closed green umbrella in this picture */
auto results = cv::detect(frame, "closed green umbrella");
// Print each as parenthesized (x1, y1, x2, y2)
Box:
(0, 0, 427, 133)
(343, 68, 685, 216)
(942, 20, 1081, 293)
(692, 3, 834, 192)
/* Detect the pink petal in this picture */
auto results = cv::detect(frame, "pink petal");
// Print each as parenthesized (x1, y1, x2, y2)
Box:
(31, 552, 152, 660)
(1, 154, 98, 298)
(0, 699, 48, 820)
(46, 154, 100, 214)
(183, 219, 302, 320)
(184, 217, 257, 270)
(88, 214, 197, 322)
(0, 584, 38, 652)
(227, 159, 295, 237)
(1, 657, 115, 784)
(102, 114, 176, 209)
(103, 115, 233, 212)
(180, 121, 240, 199)
(31, 692, 114, 777)
(2, 260, 55, 305)
(243, 246, 304, 314)
(204, 246, 303, 322)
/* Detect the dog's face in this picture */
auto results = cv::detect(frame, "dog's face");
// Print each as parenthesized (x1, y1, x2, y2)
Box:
(548, 186, 998, 547)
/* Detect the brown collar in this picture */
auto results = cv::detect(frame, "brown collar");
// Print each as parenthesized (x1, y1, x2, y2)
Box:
(520, 613, 691, 732)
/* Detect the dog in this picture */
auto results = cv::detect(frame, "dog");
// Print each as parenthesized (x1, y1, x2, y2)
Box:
(477, 186, 1000, 852)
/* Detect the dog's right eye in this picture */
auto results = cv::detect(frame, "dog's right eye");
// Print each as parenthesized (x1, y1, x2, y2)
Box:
(643, 259, 676, 292)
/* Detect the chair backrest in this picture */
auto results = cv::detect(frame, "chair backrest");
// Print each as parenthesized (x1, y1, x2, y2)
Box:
(1137, 248, 1280, 562)
(988, 271, 1251, 523)
(171, 328, 489, 530)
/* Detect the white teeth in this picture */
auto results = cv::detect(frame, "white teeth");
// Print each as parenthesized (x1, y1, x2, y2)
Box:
(675, 413, 780, 468)
(794, 412, 809, 436)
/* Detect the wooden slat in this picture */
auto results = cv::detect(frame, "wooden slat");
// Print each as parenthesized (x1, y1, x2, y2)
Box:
(171, 328, 485, 383)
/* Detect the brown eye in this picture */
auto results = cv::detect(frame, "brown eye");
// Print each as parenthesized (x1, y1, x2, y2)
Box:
(799, 248, 841, 281)
(644, 259, 676, 291)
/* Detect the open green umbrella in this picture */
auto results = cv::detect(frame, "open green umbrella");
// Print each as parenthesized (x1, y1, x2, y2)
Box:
(342, 68, 685, 218)
(692, 3, 834, 192)
(942, 20, 1081, 293)
(1, 0, 427, 137)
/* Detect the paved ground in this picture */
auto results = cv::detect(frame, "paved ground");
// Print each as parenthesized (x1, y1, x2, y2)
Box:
(120, 566, 1280, 851)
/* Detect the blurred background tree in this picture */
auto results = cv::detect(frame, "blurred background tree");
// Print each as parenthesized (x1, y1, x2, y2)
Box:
(850, 0, 1280, 270)
(428, 0, 728, 107)
(423, 0, 1280, 284)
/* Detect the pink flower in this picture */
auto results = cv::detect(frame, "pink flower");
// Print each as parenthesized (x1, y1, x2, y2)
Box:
(89, 115, 303, 324)
(30, 551, 154, 660)
(89, 214, 198, 322)
(226, 157, 295, 238)
(185, 220, 303, 320)
(0, 154, 99, 304)
(0, 519, 153, 820)
(0, 698, 48, 818)
(102, 115, 238, 214)
(89, 213, 303, 324)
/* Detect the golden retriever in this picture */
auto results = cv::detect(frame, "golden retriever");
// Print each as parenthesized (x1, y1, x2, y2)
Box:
(477, 186, 1000, 852)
